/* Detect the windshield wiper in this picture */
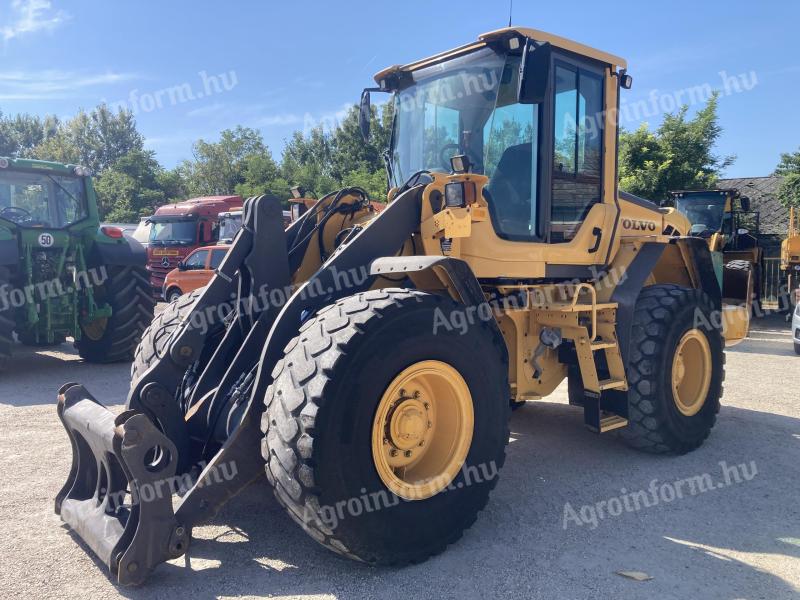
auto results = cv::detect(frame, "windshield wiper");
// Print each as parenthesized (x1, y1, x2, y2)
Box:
(45, 173, 82, 209)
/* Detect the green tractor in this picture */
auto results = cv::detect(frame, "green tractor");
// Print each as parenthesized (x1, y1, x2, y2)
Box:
(0, 157, 155, 369)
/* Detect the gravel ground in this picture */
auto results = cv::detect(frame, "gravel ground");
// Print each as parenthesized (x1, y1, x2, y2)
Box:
(0, 314, 797, 600)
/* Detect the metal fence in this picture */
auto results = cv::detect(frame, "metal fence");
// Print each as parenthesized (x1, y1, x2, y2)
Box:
(762, 257, 783, 309)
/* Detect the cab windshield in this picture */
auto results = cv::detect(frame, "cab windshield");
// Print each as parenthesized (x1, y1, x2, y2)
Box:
(219, 213, 242, 242)
(388, 44, 605, 242)
(0, 170, 88, 228)
(149, 219, 198, 245)
(675, 194, 727, 237)
(390, 47, 512, 184)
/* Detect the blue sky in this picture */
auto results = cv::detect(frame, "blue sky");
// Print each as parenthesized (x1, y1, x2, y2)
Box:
(0, 0, 796, 177)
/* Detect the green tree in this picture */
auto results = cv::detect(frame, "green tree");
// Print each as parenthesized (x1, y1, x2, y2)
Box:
(619, 94, 733, 202)
(280, 102, 393, 200)
(0, 112, 60, 157)
(774, 148, 800, 209)
(33, 105, 144, 172)
(775, 148, 800, 176)
(94, 149, 170, 221)
(179, 126, 268, 195)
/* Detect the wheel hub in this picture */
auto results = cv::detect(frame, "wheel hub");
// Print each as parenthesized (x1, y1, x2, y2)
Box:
(671, 328, 712, 417)
(387, 397, 431, 452)
(372, 360, 473, 500)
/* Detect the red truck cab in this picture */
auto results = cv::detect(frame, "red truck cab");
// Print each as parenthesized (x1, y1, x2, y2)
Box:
(146, 195, 243, 297)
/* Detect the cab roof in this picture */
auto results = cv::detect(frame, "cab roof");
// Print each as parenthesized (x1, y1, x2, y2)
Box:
(374, 26, 627, 84)
(0, 156, 87, 175)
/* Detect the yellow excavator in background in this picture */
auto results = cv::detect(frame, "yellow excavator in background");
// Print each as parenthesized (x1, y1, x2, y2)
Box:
(782, 207, 800, 309)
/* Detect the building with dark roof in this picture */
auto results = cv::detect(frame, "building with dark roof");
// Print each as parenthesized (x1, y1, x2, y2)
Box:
(717, 175, 786, 256)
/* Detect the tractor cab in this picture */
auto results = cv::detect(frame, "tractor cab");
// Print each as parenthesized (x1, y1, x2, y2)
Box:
(0, 159, 91, 231)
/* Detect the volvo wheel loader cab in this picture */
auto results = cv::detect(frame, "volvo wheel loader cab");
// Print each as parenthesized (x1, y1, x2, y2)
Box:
(55, 28, 743, 585)
(0, 157, 154, 368)
(668, 188, 763, 314)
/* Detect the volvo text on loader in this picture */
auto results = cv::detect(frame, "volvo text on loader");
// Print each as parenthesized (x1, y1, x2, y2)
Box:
(54, 27, 750, 585)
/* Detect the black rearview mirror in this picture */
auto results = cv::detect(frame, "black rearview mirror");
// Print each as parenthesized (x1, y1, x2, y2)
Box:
(518, 40, 551, 105)
(359, 89, 371, 142)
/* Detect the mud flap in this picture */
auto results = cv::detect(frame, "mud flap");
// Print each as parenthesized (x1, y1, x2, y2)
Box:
(55, 383, 189, 586)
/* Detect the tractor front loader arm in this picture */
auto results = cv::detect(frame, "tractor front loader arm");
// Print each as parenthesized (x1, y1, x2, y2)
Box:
(54, 187, 424, 585)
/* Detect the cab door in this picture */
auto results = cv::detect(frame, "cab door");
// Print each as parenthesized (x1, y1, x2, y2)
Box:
(181, 248, 210, 293)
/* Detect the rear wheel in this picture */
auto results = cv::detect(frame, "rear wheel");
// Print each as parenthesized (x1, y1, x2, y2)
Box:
(75, 266, 155, 364)
(620, 284, 724, 454)
(0, 267, 13, 370)
(261, 289, 510, 564)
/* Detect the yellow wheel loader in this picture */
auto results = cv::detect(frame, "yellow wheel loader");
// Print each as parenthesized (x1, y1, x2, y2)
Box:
(54, 27, 750, 585)
(668, 188, 763, 315)
(782, 207, 800, 308)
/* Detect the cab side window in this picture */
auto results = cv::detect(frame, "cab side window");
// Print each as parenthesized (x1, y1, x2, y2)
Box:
(551, 63, 604, 242)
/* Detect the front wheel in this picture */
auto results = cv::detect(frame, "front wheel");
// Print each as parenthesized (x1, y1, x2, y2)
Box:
(621, 284, 724, 454)
(262, 289, 510, 564)
(75, 266, 155, 364)
(166, 287, 183, 304)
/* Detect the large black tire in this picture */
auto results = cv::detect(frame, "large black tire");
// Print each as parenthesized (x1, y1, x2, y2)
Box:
(261, 289, 510, 565)
(0, 267, 13, 370)
(724, 259, 757, 313)
(75, 266, 155, 364)
(620, 284, 724, 454)
(130, 289, 202, 384)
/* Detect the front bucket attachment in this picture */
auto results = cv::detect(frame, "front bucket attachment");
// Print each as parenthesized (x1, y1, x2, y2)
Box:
(55, 383, 189, 586)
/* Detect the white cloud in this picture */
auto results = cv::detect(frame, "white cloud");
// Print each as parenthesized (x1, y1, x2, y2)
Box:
(185, 102, 226, 118)
(254, 113, 303, 127)
(1, 0, 70, 42)
(0, 69, 138, 100)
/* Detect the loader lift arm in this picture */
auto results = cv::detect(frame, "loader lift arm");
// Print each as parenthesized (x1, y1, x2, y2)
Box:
(55, 189, 422, 585)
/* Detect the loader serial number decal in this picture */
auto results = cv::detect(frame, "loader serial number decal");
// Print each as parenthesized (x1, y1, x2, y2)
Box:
(621, 219, 657, 232)
(38, 233, 54, 247)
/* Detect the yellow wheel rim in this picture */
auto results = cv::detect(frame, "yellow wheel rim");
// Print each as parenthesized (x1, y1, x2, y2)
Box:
(82, 317, 108, 342)
(671, 329, 712, 417)
(372, 360, 474, 501)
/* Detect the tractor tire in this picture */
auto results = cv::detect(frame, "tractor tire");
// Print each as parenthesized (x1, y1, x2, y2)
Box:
(724, 260, 756, 312)
(75, 266, 155, 364)
(261, 289, 510, 565)
(620, 284, 724, 454)
(130, 289, 202, 384)
(0, 267, 13, 370)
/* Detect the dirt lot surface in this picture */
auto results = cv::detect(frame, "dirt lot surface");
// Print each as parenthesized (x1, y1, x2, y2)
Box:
(0, 314, 797, 599)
